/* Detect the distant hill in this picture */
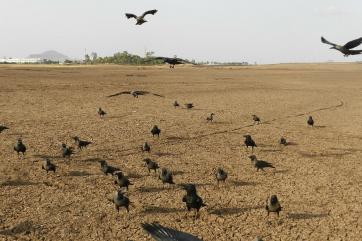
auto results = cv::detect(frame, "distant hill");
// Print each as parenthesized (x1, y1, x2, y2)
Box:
(28, 50, 70, 62)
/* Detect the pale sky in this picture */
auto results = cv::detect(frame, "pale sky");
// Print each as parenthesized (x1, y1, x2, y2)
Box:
(1, 0, 361, 64)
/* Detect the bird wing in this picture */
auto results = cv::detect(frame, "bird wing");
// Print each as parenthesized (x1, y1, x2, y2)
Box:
(125, 13, 138, 19)
(321, 37, 337, 47)
(257, 160, 274, 168)
(347, 49, 362, 55)
(141, 9, 158, 18)
(142, 223, 203, 241)
(344, 37, 362, 50)
(106, 91, 131, 97)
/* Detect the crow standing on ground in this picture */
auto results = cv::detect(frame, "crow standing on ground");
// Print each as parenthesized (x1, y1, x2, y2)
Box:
(14, 138, 26, 157)
(252, 115, 261, 124)
(244, 135, 257, 151)
(279, 137, 287, 145)
(151, 125, 161, 137)
(97, 107, 106, 118)
(185, 103, 194, 109)
(111, 190, 130, 213)
(215, 168, 228, 184)
(181, 184, 206, 215)
(206, 113, 215, 122)
(0, 125, 9, 133)
(142, 223, 203, 241)
(173, 101, 180, 108)
(142, 142, 151, 152)
(114, 172, 133, 191)
(159, 168, 175, 185)
(61, 143, 73, 160)
(248, 155, 275, 171)
(321, 36, 362, 57)
(125, 9, 158, 25)
(99, 160, 120, 175)
(42, 159, 56, 173)
(143, 158, 159, 173)
(307, 116, 314, 127)
(72, 136, 92, 149)
(266, 195, 282, 217)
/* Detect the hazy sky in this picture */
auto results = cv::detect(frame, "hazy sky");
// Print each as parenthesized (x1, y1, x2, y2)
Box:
(1, 0, 361, 64)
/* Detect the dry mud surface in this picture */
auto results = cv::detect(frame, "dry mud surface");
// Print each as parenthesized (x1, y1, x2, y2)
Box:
(0, 64, 361, 240)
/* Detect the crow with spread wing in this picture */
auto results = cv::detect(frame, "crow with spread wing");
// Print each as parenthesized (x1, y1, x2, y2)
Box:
(321, 36, 362, 57)
(142, 223, 203, 241)
(151, 57, 195, 68)
(125, 9, 158, 25)
(107, 90, 164, 98)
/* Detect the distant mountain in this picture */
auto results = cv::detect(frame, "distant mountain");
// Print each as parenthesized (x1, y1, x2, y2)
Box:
(28, 50, 70, 62)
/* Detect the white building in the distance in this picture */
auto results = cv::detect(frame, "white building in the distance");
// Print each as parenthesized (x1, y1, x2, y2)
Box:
(0, 58, 43, 64)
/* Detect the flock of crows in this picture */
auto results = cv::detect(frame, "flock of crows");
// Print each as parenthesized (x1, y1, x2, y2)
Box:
(2, 7, 361, 241)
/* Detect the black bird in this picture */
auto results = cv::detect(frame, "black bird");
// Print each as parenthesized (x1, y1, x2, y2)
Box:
(279, 137, 287, 146)
(244, 135, 257, 151)
(321, 36, 362, 57)
(173, 101, 180, 108)
(248, 155, 275, 171)
(97, 107, 106, 118)
(266, 195, 282, 217)
(307, 116, 314, 127)
(152, 57, 194, 68)
(114, 171, 133, 191)
(0, 125, 9, 133)
(107, 90, 164, 98)
(142, 223, 203, 241)
(143, 158, 159, 173)
(151, 125, 161, 137)
(99, 160, 120, 175)
(252, 115, 261, 125)
(111, 190, 130, 213)
(125, 9, 158, 25)
(215, 168, 227, 184)
(206, 113, 215, 122)
(181, 184, 206, 215)
(142, 142, 151, 152)
(42, 159, 56, 173)
(14, 138, 26, 157)
(185, 103, 194, 109)
(159, 168, 175, 185)
(61, 143, 73, 160)
(72, 136, 92, 149)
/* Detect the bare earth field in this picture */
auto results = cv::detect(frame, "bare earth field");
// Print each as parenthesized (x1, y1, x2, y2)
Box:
(0, 63, 362, 241)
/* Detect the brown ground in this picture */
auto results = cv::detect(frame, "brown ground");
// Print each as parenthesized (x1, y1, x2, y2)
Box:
(0, 63, 362, 241)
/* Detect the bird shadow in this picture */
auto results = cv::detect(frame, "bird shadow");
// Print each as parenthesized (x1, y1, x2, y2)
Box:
(166, 136, 189, 141)
(314, 125, 327, 129)
(1, 179, 39, 187)
(230, 180, 258, 187)
(142, 206, 184, 214)
(0, 220, 35, 236)
(299, 151, 353, 158)
(285, 142, 298, 146)
(67, 171, 93, 177)
(78, 157, 104, 163)
(273, 169, 289, 174)
(127, 172, 145, 179)
(287, 212, 328, 220)
(154, 152, 178, 157)
(260, 149, 282, 153)
(210, 205, 262, 216)
(138, 186, 165, 193)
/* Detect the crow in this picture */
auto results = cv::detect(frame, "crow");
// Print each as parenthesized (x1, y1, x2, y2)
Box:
(279, 137, 287, 146)
(61, 143, 73, 160)
(72, 136, 92, 149)
(206, 113, 215, 122)
(111, 190, 130, 213)
(42, 159, 56, 173)
(143, 158, 159, 173)
(125, 9, 158, 25)
(142, 142, 151, 152)
(159, 168, 175, 185)
(266, 195, 282, 217)
(248, 155, 275, 171)
(14, 138, 26, 157)
(97, 107, 106, 118)
(149, 57, 194, 68)
(0, 125, 9, 133)
(307, 116, 314, 127)
(321, 36, 362, 57)
(252, 115, 261, 124)
(114, 171, 133, 191)
(185, 103, 194, 109)
(181, 184, 206, 215)
(107, 90, 164, 98)
(173, 101, 180, 108)
(151, 125, 161, 137)
(244, 135, 257, 151)
(215, 168, 227, 184)
(99, 160, 120, 175)
(142, 223, 203, 241)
